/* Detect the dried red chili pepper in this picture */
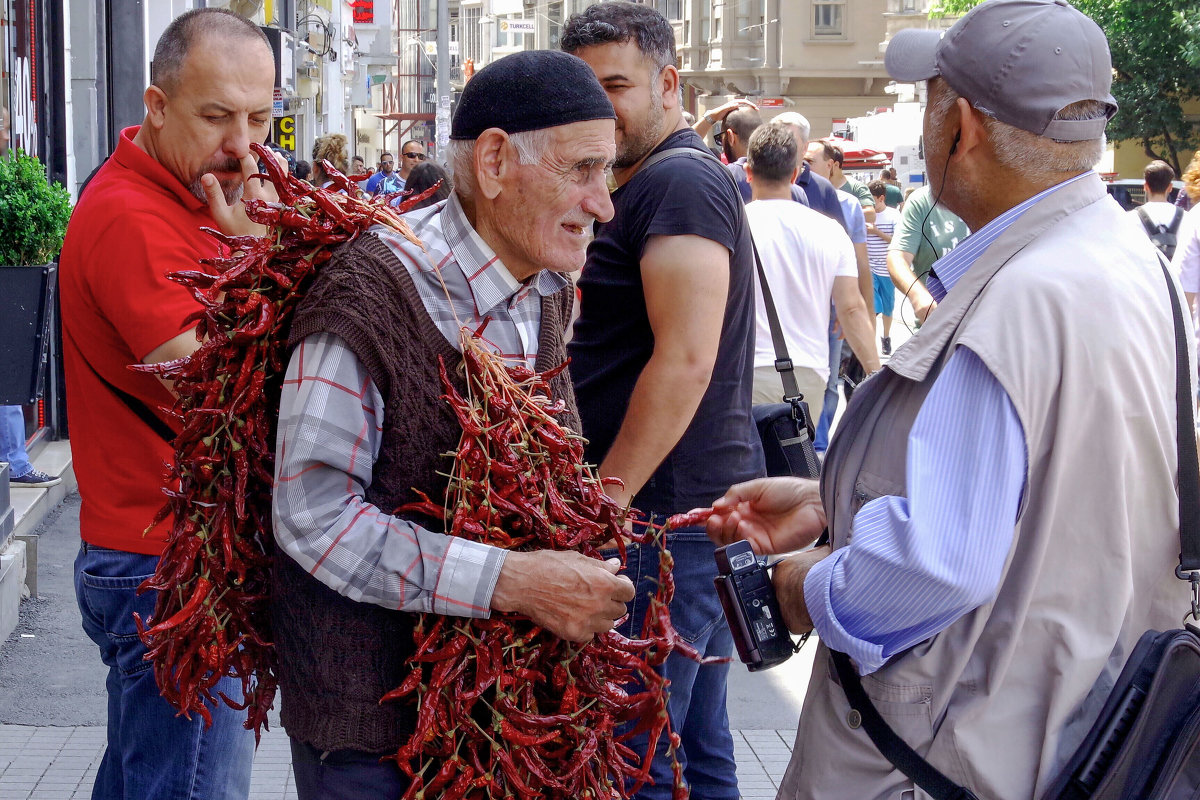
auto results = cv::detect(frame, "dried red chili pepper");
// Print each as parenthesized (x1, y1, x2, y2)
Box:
(133, 142, 430, 740)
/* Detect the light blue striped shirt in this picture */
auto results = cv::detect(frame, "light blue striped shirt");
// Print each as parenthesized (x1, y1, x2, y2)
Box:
(806, 174, 1090, 674)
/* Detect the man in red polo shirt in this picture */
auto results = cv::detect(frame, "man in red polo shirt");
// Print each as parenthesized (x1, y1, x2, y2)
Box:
(58, 9, 278, 800)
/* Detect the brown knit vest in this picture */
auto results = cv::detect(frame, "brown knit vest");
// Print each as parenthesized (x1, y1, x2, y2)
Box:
(272, 231, 579, 753)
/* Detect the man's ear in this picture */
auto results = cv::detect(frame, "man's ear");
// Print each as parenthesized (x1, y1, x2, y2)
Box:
(745, 163, 754, 184)
(660, 65, 680, 110)
(954, 97, 986, 160)
(144, 85, 168, 128)
(474, 128, 510, 201)
(790, 165, 800, 184)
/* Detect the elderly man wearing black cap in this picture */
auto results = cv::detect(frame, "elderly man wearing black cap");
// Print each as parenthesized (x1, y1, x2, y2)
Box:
(268, 49, 632, 799)
(706, 1, 1191, 798)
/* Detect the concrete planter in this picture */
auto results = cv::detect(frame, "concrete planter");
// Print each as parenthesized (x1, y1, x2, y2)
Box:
(0, 262, 58, 405)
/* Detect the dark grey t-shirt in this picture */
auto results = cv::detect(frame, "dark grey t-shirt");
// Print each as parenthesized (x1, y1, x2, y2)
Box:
(569, 129, 765, 514)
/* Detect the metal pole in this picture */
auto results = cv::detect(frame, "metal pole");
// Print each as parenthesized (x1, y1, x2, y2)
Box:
(435, 0, 451, 164)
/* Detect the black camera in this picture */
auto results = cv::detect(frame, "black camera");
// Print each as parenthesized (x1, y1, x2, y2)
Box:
(714, 541, 797, 671)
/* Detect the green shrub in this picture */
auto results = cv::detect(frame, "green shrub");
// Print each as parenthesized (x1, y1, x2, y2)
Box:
(0, 149, 72, 266)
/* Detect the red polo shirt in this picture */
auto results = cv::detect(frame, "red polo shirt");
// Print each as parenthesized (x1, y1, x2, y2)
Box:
(60, 126, 223, 554)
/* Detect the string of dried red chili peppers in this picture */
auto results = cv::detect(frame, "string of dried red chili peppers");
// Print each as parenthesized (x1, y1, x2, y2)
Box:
(386, 333, 725, 800)
(133, 142, 434, 738)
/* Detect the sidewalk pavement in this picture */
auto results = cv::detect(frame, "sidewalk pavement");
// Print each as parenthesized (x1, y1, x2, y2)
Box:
(0, 723, 800, 800)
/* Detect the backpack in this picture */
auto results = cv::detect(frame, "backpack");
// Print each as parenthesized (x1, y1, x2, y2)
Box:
(1137, 205, 1184, 259)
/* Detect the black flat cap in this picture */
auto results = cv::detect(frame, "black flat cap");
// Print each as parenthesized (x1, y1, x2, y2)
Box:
(450, 50, 616, 140)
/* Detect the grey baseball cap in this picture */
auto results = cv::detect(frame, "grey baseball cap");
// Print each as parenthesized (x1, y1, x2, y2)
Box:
(885, 0, 1117, 142)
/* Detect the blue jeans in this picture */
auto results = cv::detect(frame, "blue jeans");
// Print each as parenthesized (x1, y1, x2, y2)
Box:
(74, 542, 254, 800)
(612, 528, 738, 800)
(815, 325, 844, 452)
(0, 405, 32, 476)
(290, 739, 408, 800)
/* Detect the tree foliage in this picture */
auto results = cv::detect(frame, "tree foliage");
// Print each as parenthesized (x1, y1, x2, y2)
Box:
(0, 150, 72, 266)
(927, 0, 1200, 174)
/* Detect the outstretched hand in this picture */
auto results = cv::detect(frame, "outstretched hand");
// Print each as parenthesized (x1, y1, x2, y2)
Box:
(706, 477, 827, 555)
(202, 150, 286, 238)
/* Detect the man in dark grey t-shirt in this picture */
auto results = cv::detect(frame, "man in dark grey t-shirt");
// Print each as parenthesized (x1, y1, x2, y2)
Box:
(563, 3, 764, 799)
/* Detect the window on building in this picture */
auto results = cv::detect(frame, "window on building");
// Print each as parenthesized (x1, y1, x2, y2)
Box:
(737, 0, 766, 38)
(461, 6, 482, 65)
(813, 0, 845, 37)
(658, 0, 682, 20)
(712, 1, 722, 39)
(547, 2, 564, 49)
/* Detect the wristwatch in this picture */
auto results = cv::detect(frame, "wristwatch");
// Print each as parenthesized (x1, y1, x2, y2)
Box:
(704, 112, 716, 125)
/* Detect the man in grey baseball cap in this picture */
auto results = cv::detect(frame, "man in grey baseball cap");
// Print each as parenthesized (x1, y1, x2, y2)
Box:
(703, 2, 1191, 798)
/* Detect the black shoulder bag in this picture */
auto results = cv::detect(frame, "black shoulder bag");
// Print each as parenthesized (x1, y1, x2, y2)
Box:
(830, 255, 1200, 800)
(749, 245, 822, 480)
(636, 145, 821, 480)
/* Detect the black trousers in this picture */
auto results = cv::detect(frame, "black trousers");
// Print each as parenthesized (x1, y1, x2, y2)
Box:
(289, 738, 409, 800)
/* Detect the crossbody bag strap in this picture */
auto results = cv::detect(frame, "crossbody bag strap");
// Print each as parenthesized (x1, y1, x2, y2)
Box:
(1159, 255, 1200, 578)
(831, 650, 980, 800)
(750, 238, 803, 400)
(83, 356, 176, 445)
(832, 254, 1199, 798)
(1136, 205, 1158, 236)
(636, 146, 803, 401)
(1168, 206, 1185, 234)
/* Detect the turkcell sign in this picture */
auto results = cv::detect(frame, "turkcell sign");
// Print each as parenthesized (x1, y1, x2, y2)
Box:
(501, 19, 536, 33)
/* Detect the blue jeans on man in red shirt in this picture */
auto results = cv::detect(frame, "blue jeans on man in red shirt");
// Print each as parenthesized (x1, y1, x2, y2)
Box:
(74, 542, 254, 800)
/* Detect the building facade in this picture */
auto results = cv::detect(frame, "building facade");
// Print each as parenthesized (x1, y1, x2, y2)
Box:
(437, 0, 922, 145)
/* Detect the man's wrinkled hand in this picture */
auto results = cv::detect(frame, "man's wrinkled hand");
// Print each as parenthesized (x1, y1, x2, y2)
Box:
(202, 151, 285, 238)
(491, 550, 635, 642)
(706, 477, 827, 555)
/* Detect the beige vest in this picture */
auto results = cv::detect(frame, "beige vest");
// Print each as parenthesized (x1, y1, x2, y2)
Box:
(779, 174, 1192, 800)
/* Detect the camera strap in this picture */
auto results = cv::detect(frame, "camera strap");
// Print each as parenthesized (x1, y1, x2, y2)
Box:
(830, 252, 1199, 799)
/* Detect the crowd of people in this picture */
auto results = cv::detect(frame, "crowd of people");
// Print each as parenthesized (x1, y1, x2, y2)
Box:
(44, 1, 1198, 799)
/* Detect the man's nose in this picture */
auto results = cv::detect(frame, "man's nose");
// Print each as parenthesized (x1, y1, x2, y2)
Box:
(583, 174, 615, 224)
(222, 118, 253, 159)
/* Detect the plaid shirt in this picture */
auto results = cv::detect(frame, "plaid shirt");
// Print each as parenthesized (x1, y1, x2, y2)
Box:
(272, 195, 569, 615)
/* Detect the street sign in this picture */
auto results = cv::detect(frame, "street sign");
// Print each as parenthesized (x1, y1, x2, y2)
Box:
(272, 88, 285, 118)
(501, 19, 536, 34)
(759, 98, 785, 108)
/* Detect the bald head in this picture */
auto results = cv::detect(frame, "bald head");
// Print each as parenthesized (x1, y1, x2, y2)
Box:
(151, 8, 271, 95)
